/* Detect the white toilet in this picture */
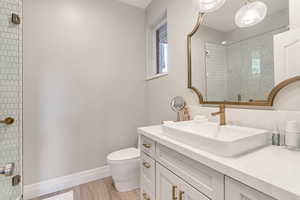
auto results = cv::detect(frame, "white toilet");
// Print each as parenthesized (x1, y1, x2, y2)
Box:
(107, 147, 140, 192)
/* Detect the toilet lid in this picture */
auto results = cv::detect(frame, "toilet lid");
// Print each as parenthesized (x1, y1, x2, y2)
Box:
(107, 148, 140, 161)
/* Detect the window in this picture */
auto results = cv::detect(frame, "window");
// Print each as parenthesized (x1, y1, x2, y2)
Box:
(146, 16, 168, 80)
(251, 50, 261, 76)
(156, 23, 168, 74)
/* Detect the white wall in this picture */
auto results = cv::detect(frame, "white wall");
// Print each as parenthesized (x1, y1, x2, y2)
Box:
(290, 0, 300, 29)
(145, 0, 198, 124)
(145, 0, 300, 126)
(24, 0, 146, 185)
(23, 0, 300, 187)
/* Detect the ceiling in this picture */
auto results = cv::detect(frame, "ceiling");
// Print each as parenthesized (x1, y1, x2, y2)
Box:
(118, 0, 152, 8)
(203, 0, 289, 32)
(118, 0, 288, 29)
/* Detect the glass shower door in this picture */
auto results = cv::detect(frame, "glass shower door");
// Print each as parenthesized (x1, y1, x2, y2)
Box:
(0, 0, 23, 199)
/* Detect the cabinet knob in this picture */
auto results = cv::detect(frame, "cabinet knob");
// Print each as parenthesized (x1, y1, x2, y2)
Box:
(143, 143, 151, 149)
(142, 161, 151, 169)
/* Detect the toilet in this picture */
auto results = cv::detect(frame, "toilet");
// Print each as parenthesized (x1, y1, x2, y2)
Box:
(107, 147, 140, 192)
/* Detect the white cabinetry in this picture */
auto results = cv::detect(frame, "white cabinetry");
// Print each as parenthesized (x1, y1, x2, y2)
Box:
(225, 177, 276, 200)
(140, 136, 278, 200)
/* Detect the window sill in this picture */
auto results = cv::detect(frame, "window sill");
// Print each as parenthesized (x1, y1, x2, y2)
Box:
(146, 73, 168, 81)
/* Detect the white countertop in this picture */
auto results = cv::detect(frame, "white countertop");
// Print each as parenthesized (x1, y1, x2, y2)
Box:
(138, 125, 300, 200)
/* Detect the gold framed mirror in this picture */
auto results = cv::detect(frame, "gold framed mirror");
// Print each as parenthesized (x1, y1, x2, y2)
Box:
(188, 0, 300, 106)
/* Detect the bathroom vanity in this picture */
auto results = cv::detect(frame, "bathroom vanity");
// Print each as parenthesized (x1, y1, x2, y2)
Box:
(138, 124, 300, 200)
(138, 0, 300, 199)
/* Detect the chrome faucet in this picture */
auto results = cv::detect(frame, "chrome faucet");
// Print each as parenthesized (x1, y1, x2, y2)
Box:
(211, 104, 226, 126)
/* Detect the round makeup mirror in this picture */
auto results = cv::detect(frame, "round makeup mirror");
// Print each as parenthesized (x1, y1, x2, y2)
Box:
(170, 96, 186, 121)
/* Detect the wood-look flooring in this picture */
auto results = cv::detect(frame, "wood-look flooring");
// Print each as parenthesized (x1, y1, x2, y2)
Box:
(31, 177, 140, 200)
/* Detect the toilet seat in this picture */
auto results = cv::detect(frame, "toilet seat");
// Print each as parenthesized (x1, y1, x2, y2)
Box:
(107, 147, 140, 192)
(107, 148, 140, 162)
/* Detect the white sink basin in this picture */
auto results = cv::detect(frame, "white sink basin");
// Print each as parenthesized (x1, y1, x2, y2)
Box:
(162, 121, 270, 157)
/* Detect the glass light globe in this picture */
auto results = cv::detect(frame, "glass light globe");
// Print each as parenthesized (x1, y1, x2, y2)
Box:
(193, 0, 226, 13)
(235, 1, 267, 28)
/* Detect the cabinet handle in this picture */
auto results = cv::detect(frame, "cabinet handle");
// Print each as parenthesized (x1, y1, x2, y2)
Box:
(0, 117, 14, 125)
(179, 191, 184, 200)
(172, 186, 178, 200)
(142, 161, 151, 169)
(143, 143, 151, 149)
(143, 192, 150, 200)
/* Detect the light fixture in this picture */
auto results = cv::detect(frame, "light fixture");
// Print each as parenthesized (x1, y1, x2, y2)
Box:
(193, 0, 226, 13)
(235, 1, 267, 28)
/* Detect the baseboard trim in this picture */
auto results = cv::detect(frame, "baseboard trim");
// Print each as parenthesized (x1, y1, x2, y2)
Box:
(23, 165, 110, 200)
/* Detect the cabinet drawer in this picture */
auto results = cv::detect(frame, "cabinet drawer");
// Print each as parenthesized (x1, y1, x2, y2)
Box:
(141, 136, 156, 157)
(141, 152, 155, 194)
(156, 144, 224, 200)
(225, 177, 276, 200)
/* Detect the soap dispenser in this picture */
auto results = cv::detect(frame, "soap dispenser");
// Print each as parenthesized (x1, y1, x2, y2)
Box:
(271, 126, 280, 146)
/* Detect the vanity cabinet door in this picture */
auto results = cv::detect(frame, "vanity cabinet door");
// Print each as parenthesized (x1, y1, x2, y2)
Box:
(225, 177, 276, 200)
(156, 163, 181, 200)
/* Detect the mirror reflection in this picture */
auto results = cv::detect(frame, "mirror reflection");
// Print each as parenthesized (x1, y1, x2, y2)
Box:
(191, 0, 289, 103)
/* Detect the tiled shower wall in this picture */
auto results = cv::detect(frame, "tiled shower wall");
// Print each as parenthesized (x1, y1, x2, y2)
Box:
(0, 0, 22, 199)
(227, 27, 288, 102)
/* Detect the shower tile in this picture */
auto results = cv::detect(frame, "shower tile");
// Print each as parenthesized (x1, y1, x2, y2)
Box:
(0, 0, 22, 199)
